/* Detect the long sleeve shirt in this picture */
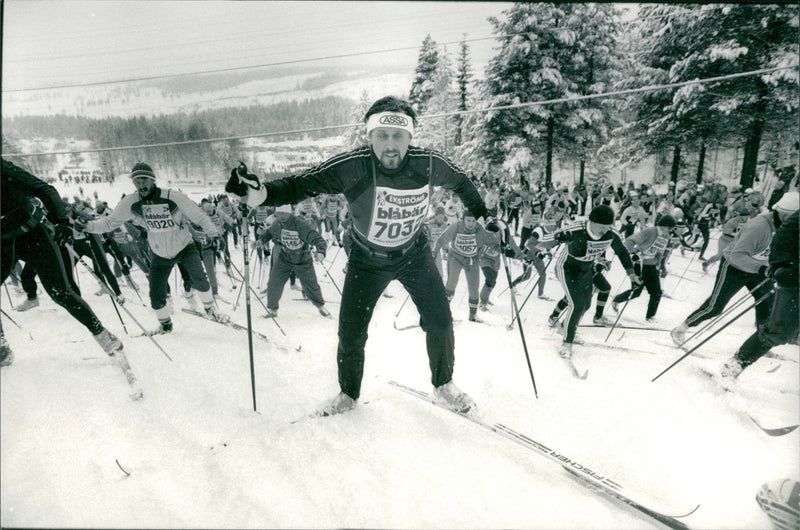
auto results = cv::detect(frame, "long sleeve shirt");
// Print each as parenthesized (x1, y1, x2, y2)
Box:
(1, 159, 69, 235)
(258, 215, 326, 265)
(433, 220, 490, 261)
(624, 227, 670, 266)
(723, 211, 777, 274)
(233, 145, 486, 253)
(540, 220, 634, 274)
(83, 186, 218, 259)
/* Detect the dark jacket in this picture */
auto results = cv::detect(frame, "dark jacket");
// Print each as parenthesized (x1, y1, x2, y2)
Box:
(2, 159, 69, 238)
(769, 210, 798, 288)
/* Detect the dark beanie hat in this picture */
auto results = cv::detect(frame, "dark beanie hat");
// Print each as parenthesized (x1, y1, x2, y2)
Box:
(589, 204, 615, 225)
(657, 214, 676, 228)
(131, 162, 156, 180)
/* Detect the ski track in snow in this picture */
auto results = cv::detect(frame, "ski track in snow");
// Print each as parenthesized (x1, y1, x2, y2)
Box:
(1, 181, 798, 529)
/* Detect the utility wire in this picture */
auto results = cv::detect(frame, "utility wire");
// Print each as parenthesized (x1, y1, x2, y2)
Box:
(4, 34, 507, 93)
(5, 66, 795, 159)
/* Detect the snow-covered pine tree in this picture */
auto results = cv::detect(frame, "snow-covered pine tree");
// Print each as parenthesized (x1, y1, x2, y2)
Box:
(621, 3, 799, 188)
(454, 37, 473, 147)
(341, 90, 372, 150)
(483, 3, 626, 188)
(409, 35, 440, 115)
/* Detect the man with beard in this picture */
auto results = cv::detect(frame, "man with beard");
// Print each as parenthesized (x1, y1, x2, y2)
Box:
(77, 162, 227, 334)
(226, 96, 488, 416)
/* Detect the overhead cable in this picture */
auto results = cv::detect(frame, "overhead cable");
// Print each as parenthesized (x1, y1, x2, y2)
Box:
(6, 65, 795, 159)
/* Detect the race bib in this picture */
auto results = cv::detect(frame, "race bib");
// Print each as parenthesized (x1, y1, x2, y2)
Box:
(367, 186, 430, 248)
(585, 239, 611, 260)
(142, 204, 178, 233)
(453, 233, 479, 256)
(643, 235, 669, 258)
(280, 229, 304, 251)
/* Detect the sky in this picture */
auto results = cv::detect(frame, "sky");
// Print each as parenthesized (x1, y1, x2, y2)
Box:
(2, 1, 640, 94)
(2, 1, 515, 92)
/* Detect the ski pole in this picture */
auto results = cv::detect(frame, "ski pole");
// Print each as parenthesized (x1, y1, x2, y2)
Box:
(677, 279, 769, 348)
(3, 283, 14, 309)
(669, 250, 697, 296)
(231, 272, 246, 312)
(652, 287, 776, 382)
(228, 259, 286, 336)
(507, 254, 553, 329)
(501, 251, 538, 398)
(506, 271, 540, 329)
(318, 259, 342, 298)
(239, 206, 258, 412)
(605, 287, 636, 342)
(394, 293, 411, 318)
(67, 245, 173, 361)
(0, 308, 23, 329)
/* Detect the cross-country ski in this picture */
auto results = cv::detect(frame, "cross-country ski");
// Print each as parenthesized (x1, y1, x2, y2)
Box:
(3, 4, 798, 528)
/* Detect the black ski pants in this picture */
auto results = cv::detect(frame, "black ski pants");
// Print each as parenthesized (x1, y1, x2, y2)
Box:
(736, 285, 798, 368)
(550, 270, 610, 322)
(338, 235, 454, 400)
(554, 252, 593, 343)
(613, 263, 662, 319)
(685, 258, 774, 329)
(1, 225, 103, 335)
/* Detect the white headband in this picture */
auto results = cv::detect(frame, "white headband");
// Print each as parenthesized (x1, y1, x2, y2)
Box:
(366, 112, 415, 137)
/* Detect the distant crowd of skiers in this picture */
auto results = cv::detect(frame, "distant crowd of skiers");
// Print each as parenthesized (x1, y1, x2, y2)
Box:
(2, 95, 797, 419)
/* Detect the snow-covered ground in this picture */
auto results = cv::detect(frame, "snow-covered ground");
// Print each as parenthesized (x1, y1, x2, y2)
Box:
(1, 181, 798, 529)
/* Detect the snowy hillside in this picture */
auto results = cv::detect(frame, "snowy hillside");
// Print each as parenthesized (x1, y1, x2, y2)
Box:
(1, 183, 798, 529)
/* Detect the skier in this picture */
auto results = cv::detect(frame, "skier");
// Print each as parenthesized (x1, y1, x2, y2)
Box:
(432, 210, 493, 322)
(701, 205, 753, 273)
(322, 194, 343, 245)
(611, 215, 676, 322)
(257, 204, 330, 318)
(226, 96, 488, 415)
(424, 206, 450, 278)
(76, 162, 229, 334)
(670, 192, 799, 347)
(539, 204, 639, 358)
(549, 254, 614, 327)
(510, 223, 551, 300)
(478, 219, 522, 311)
(716, 209, 798, 387)
(1, 159, 123, 365)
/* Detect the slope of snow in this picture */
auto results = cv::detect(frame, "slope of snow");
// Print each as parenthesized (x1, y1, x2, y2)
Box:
(2, 183, 798, 528)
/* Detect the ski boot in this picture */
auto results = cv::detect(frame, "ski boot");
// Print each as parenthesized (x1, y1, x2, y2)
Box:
(0, 335, 14, 367)
(316, 391, 356, 417)
(94, 329, 123, 356)
(204, 305, 231, 324)
(593, 314, 612, 326)
(14, 297, 39, 312)
(433, 381, 475, 414)
(671, 322, 688, 346)
(468, 307, 483, 323)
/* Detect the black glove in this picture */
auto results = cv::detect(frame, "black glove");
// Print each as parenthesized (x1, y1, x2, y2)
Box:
(632, 254, 641, 264)
(771, 266, 796, 287)
(503, 247, 515, 257)
(225, 162, 259, 197)
(536, 251, 549, 260)
(53, 220, 74, 246)
(593, 261, 607, 274)
(238, 202, 250, 216)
